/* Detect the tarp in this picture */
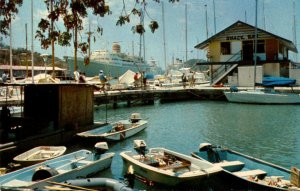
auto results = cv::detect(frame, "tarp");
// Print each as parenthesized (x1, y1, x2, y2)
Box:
(262, 76, 296, 86)
(118, 70, 136, 84)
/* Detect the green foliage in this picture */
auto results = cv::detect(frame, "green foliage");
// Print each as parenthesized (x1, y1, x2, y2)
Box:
(0, 0, 23, 35)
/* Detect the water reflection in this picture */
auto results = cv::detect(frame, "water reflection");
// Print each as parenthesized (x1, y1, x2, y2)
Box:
(72, 100, 300, 190)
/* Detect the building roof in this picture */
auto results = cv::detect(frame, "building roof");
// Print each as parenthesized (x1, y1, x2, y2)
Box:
(194, 20, 298, 53)
(0, 65, 66, 71)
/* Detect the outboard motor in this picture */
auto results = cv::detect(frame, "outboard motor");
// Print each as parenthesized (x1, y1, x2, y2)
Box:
(134, 140, 147, 156)
(94, 142, 108, 160)
(130, 113, 141, 123)
(199, 143, 221, 163)
(124, 165, 135, 188)
(199, 143, 213, 152)
(32, 166, 58, 181)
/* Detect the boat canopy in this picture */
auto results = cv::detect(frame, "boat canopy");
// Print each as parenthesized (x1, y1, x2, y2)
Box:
(261, 76, 296, 87)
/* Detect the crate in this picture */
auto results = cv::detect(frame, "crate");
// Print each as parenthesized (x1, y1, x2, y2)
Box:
(291, 166, 300, 187)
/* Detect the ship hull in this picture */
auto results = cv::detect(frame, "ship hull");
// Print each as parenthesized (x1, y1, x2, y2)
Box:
(67, 57, 162, 78)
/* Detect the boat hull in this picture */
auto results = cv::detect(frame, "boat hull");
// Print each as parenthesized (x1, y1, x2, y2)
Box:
(120, 148, 221, 186)
(77, 120, 148, 141)
(13, 146, 67, 167)
(0, 150, 115, 190)
(67, 58, 161, 78)
(224, 90, 300, 104)
(191, 146, 293, 190)
(102, 120, 147, 141)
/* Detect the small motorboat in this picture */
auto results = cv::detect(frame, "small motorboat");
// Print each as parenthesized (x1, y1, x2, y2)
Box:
(120, 140, 222, 187)
(13, 146, 67, 166)
(77, 113, 148, 141)
(0, 142, 114, 190)
(191, 143, 300, 190)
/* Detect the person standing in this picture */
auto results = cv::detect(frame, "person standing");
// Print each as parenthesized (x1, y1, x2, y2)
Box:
(73, 70, 80, 83)
(142, 71, 147, 90)
(134, 72, 139, 87)
(2, 71, 8, 83)
(99, 70, 107, 91)
(78, 72, 86, 83)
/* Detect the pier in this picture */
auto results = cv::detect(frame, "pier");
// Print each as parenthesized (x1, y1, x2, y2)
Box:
(2, 84, 300, 108)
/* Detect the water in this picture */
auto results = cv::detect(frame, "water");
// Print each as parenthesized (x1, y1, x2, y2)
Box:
(71, 100, 300, 190)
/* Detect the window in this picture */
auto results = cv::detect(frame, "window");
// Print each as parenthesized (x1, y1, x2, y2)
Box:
(221, 42, 231, 55)
(257, 40, 265, 53)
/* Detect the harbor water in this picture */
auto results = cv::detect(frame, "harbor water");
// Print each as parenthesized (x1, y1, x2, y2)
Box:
(69, 100, 300, 190)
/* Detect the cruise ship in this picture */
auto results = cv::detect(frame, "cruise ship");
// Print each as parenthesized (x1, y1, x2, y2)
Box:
(67, 43, 163, 78)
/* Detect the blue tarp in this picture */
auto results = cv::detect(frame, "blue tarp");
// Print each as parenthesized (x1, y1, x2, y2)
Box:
(262, 76, 296, 86)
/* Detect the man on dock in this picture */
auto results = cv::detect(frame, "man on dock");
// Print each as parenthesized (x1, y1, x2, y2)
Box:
(99, 70, 107, 91)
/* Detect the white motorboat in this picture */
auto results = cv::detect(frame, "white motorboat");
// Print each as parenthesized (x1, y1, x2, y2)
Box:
(120, 140, 222, 187)
(13, 146, 67, 167)
(77, 113, 148, 141)
(0, 142, 114, 190)
(224, 89, 300, 104)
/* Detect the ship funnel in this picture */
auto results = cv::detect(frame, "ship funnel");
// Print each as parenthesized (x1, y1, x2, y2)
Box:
(112, 42, 121, 53)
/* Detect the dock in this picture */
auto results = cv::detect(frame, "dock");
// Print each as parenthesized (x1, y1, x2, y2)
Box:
(2, 84, 300, 108)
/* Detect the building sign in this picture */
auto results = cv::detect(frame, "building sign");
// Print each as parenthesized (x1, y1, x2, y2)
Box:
(226, 35, 256, 41)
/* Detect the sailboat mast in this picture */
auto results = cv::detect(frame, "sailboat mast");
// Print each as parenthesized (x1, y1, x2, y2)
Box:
(51, 0, 55, 77)
(31, 0, 34, 83)
(9, 18, 13, 83)
(185, 4, 188, 63)
(162, 2, 167, 71)
(254, 0, 258, 89)
(213, 0, 216, 34)
(293, 0, 297, 62)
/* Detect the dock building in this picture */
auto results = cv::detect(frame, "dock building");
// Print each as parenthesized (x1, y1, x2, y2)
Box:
(195, 21, 299, 87)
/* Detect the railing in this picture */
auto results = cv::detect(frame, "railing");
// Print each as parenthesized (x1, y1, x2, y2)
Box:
(211, 51, 242, 84)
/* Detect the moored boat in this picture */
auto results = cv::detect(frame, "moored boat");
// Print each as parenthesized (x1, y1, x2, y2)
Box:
(77, 113, 148, 141)
(13, 146, 67, 167)
(224, 88, 300, 104)
(191, 143, 300, 190)
(120, 140, 222, 187)
(0, 142, 114, 190)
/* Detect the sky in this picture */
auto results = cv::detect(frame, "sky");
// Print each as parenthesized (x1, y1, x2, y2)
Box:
(1, 0, 300, 69)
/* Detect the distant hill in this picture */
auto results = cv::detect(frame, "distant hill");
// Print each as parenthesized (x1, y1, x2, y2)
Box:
(0, 46, 66, 68)
(184, 59, 209, 71)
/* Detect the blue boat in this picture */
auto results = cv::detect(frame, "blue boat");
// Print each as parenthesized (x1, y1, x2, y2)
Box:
(0, 142, 114, 190)
(191, 143, 300, 190)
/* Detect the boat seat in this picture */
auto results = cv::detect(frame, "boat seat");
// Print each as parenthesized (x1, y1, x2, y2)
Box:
(2, 179, 31, 187)
(233, 169, 267, 178)
(214, 160, 245, 172)
(77, 160, 93, 165)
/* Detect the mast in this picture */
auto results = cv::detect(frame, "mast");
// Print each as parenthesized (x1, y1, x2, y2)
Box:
(31, 0, 34, 83)
(205, 4, 208, 39)
(293, 0, 297, 61)
(262, 0, 266, 30)
(25, 23, 28, 78)
(9, 17, 13, 83)
(185, 4, 188, 63)
(162, 2, 167, 71)
(50, 0, 55, 77)
(254, 0, 258, 90)
(213, 0, 216, 34)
